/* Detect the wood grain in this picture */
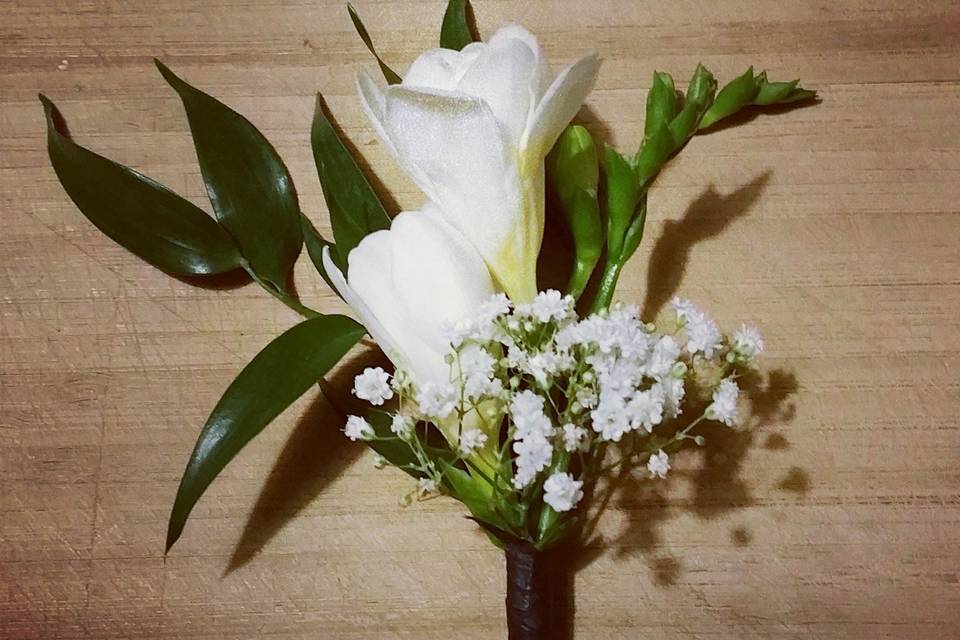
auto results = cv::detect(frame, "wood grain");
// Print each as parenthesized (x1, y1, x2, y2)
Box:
(2, 1, 959, 638)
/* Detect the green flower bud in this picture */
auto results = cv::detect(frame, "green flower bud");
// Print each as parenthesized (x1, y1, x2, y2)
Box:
(699, 66, 760, 130)
(644, 71, 678, 139)
(668, 64, 717, 147)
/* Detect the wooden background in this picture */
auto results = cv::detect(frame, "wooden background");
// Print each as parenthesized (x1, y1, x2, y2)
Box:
(2, 1, 959, 637)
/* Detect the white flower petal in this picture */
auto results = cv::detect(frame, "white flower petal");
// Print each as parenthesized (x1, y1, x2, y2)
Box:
(456, 32, 539, 146)
(402, 48, 464, 92)
(521, 53, 601, 159)
(382, 86, 521, 273)
(388, 206, 496, 352)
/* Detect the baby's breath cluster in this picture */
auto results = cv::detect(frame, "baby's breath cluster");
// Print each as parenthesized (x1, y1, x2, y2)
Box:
(342, 291, 762, 544)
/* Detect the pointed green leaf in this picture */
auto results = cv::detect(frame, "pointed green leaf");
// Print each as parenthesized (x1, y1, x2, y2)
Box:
(40, 95, 243, 276)
(155, 60, 302, 293)
(440, 0, 477, 51)
(347, 3, 402, 85)
(311, 93, 391, 266)
(166, 314, 365, 551)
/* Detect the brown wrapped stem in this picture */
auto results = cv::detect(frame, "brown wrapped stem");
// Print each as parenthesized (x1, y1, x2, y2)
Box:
(505, 542, 570, 639)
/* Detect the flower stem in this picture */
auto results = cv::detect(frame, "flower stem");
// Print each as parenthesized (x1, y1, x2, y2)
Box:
(248, 270, 320, 319)
(591, 259, 623, 313)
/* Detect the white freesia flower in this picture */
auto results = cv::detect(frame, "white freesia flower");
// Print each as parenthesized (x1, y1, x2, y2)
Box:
(323, 204, 496, 388)
(356, 24, 600, 302)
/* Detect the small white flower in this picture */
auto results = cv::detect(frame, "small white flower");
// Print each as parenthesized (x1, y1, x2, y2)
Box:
(627, 387, 665, 433)
(646, 335, 680, 379)
(672, 297, 722, 358)
(732, 324, 764, 359)
(390, 413, 413, 438)
(417, 381, 458, 419)
(543, 472, 584, 512)
(530, 289, 574, 322)
(458, 428, 488, 456)
(562, 423, 589, 453)
(656, 377, 686, 420)
(478, 293, 512, 323)
(344, 415, 374, 441)
(707, 378, 740, 426)
(417, 477, 439, 496)
(647, 450, 670, 479)
(352, 367, 394, 406)
(512, 432, 553, 488)
(458, 345, 497, 378)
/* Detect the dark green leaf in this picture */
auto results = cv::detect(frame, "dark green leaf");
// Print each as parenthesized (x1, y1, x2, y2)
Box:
(440, 0, 477, 51)
(155, 60, 302, 293)
(311, 93, 391, 266)
(300, 213, 343, 298)
(699, 66, 760, 130)
(40, 94, 243, 276)
(166, 314, 365, 551)
(347, 3, 402, 85)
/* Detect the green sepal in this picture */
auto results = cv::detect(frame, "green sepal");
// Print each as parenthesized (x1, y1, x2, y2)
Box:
(39, 94, 244, 277)
(165, 314, 365, 552)
(602, 145, 641, 261)
(644, 71, 678, 139)
(347, 3, 402, 85)
(699, 66, 760, 130)
(618, 192, 648, 265)
(311, 92, 392, 268)
(754, 75, 817, 105)
(634, 122, 675, 188)
(547, 126, 603, 299)
(440, 0, 477, 50)
(667, 63, 717, 148)
(155, 60, 303, 294)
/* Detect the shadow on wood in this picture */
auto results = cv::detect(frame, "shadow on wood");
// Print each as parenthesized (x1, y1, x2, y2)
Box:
(642, 173, 772, 320)
(224, 348, 387, 575)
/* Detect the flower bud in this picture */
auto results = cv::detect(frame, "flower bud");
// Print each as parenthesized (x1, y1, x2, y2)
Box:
(373, 454, 387, 469)
(645, 71, 678, 139)
(699, 66, 760, 130)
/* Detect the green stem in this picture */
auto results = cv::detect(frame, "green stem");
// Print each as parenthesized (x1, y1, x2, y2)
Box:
(591, 260, 624, 313)
(248, 269, 320, 319)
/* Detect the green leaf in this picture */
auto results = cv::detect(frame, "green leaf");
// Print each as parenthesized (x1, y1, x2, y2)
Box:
(440, 459, 509, 530)
(347, 3, 402, 85)
(40, 94, 243, 276)
(166, 314, 365, 551)
(300, 213, 342, 299)
(440, 0, 477, 51)
(699, 66, 760, 130)
(155, 60, 303, 294)
(311, 93, 392, 266)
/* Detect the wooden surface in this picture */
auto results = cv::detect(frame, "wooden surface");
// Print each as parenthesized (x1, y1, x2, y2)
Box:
(2, 1, 959, 638)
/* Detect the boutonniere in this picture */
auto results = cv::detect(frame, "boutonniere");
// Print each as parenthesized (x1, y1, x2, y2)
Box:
(40, 1, 815, 636)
